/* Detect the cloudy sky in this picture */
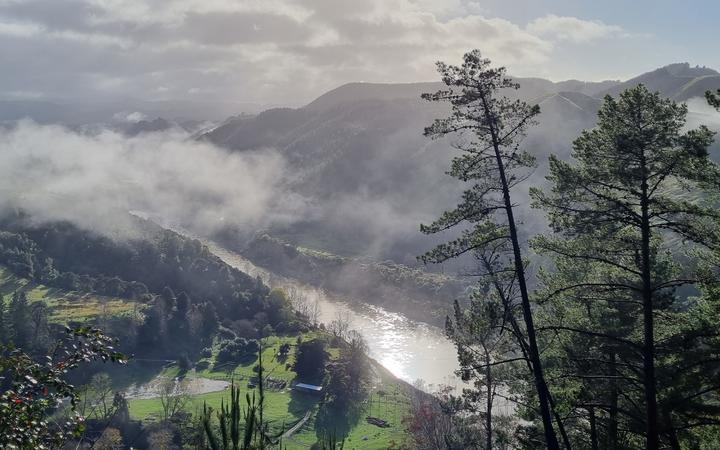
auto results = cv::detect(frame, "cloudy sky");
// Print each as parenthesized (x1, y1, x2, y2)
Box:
(0, 0, 717, 106)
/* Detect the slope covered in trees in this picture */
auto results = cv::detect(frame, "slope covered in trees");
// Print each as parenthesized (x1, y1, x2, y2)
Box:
(0, 215, 416, 449)
(0, 214, 304, 358)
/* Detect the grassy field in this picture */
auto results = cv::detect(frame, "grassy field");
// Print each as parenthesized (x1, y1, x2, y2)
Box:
(0, 266, 143, 323)
(126, 334, 412, 449)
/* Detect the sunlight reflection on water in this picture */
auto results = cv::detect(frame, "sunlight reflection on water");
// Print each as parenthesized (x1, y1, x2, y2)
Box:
(206, 241, 461, 390)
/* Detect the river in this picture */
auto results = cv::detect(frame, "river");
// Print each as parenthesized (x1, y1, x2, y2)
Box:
(204, 240, 461, 390)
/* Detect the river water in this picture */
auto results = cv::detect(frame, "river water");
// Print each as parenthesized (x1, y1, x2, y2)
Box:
(205, 241, 461, 390)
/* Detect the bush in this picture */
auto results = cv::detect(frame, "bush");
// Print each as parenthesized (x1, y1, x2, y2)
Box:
(195, 360, 210, 371)
(178, 354, 192, 371)
(279, 343, 291, 356)
(292, 339, 328, 382)
(215, 338, 260, 367)
(217, 326, 237, 341)
(231, 319, 257, 339)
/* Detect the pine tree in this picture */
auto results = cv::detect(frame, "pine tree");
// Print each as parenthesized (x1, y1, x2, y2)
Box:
(446, 295, 519, 449)
(532, 84, 720, 448)
(420, 49, 560, 449)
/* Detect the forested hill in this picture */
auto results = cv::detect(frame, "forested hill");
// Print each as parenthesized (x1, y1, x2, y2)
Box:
(0, 213, 415, 450)
(0, 213, 301, 356)
(597, 62, 720, 100)
(200, 63, 720, 265)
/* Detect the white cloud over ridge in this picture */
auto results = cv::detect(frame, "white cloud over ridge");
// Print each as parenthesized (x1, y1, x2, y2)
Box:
(0, 121, 304, 237)
(527, 14, 628, 43)
(0, 0, 634, 106)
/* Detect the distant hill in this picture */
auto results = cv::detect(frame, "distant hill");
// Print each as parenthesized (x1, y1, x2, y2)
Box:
(199, 64, 720, 264)
(117, 117, 210, 136)
(554, 79, 622, 96)
(0, 98, 268, 126)
(302, 77, 618, 114)
(122, 117, 177, 136)
(201, 79, 610, 263)
(305, 82, 442, 112)
(598, 63, 720, 101)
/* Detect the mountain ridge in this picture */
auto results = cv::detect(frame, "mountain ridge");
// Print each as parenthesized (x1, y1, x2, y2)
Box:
(598, 62, 720, 100)
(301, 62, 717, 113)
(201, 62, 720, 265)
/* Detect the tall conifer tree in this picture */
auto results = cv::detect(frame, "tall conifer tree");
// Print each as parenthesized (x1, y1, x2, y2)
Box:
(533, 85, 720, 448)
(420, 49, 561, 449)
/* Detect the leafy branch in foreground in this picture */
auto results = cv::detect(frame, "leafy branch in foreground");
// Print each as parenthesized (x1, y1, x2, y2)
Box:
(706, 89, 720, 110)
(0, 326, 126, 449)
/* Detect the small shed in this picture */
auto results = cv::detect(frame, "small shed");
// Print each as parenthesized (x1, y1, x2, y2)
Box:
(293, 382, 323, 394)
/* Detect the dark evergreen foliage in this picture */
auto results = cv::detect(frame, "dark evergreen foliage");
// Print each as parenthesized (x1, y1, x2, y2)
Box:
(293, 339, 329, 383)
(532, 85, 720, 448)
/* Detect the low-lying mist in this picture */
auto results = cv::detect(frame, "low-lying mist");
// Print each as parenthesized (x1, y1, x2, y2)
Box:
(0, 121, 306, 238)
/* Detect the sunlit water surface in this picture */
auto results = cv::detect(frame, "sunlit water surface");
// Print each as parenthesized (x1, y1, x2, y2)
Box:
(205, 241, 461, 390)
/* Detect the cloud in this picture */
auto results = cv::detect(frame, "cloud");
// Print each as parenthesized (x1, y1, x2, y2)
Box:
(0, 121, 304, 237)
(113, 111, 147, 122)
(526, 14, 626, 43)
(0, 0, 554, 106)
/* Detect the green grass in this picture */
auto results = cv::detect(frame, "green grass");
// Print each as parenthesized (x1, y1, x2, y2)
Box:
(340, 365, 411, 450)
(282, 362, 411, 450)
(127, 333, 413, 449)
(127, 334, 324, 425)
(0, 266, 143, 323)
(129, 388, 317, 434)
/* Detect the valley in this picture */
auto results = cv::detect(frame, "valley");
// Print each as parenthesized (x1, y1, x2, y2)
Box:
(0, 218, 423, 448)
(2, 53, 720, 449)
(200, 235, 461, 389)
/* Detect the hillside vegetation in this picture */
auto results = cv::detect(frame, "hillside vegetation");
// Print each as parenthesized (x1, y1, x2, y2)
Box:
(0, 215, 418, 449)
(239, 233, 466, 325)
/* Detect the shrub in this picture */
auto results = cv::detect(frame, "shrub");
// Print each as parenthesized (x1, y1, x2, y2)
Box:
(195, 360, 210, 371)
(217, 326, 237, 340)
(177, 354, 192, 371)
(215, 338, 260, 367)
(292, 339, 328, 382)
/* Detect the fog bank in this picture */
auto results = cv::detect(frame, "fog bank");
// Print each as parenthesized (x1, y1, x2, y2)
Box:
(0, 121, 306, 238)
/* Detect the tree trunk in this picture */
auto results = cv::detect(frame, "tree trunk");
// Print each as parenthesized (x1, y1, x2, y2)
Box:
(549, 392, 572, 449)
(608, 351, 619, 450)
(640, 164, 660, 450)
(589, 407, 599, 450)
(483, 96, 560, 450)
(663, 411, 681, 450)
(485, 349, 493, 450)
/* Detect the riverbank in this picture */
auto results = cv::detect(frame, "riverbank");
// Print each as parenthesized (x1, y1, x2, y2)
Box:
(224, 233, 468, 327)
(202, 237, 461, 389)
